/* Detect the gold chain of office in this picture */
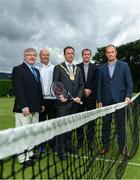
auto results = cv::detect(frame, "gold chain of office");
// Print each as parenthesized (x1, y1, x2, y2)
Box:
(60, 64, 77, 81)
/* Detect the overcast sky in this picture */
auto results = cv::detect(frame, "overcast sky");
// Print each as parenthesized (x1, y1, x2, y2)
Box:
(0, 0, 140, 72)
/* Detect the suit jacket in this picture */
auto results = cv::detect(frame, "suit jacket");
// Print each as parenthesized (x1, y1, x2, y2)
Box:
(77, 62, 98, 100)
(53, 62, 84, 108)
(12, 62, 44, 113)
(97, 60, 133, 105)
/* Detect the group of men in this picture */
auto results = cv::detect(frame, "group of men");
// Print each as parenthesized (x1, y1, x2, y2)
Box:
(12, 45, 133, 166)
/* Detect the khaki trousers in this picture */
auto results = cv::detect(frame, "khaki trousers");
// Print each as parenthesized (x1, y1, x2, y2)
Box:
(15, 112, 39, 163)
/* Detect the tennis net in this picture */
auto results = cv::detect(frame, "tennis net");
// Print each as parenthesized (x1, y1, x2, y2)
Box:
(0, 93, 140, 179)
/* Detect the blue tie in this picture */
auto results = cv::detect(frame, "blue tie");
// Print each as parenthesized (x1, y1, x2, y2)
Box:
(31, 67, 38, 81)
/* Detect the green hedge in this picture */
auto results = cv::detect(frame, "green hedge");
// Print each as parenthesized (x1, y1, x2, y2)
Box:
(0, 79, 13, 96)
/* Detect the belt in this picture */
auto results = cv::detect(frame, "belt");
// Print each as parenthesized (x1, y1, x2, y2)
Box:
(43, 95, 56, 99)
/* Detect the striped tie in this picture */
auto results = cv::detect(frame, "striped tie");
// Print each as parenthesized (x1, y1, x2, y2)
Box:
(31, 67, 38, 81)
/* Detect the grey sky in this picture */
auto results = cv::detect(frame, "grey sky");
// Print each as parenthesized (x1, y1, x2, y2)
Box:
(0, 0, 140, 72)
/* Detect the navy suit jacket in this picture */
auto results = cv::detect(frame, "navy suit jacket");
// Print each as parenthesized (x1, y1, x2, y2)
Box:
(97, 60, 133, 105)
(77, 62, 98, 100)
(12, 62, 44, 113)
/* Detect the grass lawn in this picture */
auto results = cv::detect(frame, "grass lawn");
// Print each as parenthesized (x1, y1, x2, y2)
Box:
(0, 97, 15, 130)
(0, 97, 140, 179)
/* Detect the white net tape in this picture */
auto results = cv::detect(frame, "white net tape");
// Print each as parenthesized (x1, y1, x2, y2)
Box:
(0, 93, 139, 159)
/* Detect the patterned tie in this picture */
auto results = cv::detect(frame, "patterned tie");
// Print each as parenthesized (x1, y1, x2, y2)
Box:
(31, 67, 38, 81)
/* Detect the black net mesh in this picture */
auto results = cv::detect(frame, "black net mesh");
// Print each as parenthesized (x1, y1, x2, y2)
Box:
(0, 93, 140, 179)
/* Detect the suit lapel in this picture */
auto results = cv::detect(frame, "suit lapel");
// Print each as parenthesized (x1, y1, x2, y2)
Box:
(61, 62, 70, 77)
(112, 60, 119, 79)
(81, 63, 86, 82)
(105, 63, 111, 80)
(22, 63, 38, 82)
(86, 63, 91, 83)
(62, 62, 67, 69)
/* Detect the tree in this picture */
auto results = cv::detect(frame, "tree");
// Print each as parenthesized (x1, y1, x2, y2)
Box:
(93, 39, 140, 92)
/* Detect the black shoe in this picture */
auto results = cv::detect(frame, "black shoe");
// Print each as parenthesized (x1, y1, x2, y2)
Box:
(88, 144, 95, 152)
(78, 142, 83, 149)
(20, 160, 34, 167)
(30, 155, 39, 161)
(66, 148, 74, 153)
(100, 148, 108, 155)
(58, 153, 66, 160)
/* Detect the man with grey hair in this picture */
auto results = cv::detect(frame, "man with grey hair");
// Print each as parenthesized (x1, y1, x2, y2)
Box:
(12, 48, 45, 166)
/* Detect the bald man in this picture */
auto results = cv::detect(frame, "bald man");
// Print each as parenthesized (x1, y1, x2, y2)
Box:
(36, 48, 56, 151)
(36, 48, 56, 121)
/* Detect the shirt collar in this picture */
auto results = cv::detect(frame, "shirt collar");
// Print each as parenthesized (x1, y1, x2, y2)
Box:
(65, 61, 73, 66)
(108, 59, 117, 66)
(83, 62, 90, 66)
(41, 62, 52, 67)
(24, 61, 35, 69)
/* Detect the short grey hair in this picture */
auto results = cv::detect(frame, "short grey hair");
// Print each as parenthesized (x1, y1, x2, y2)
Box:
(24, 48, 37, 57)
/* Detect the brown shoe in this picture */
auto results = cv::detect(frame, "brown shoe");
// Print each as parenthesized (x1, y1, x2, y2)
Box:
(100, 148, 108, 155)
(121, 147, 129, 157)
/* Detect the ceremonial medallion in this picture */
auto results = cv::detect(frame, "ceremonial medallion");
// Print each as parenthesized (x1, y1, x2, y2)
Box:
(60, 63, 77, 81)
(70, 74, 75, 81)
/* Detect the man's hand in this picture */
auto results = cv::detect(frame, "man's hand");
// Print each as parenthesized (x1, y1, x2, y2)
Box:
(73, 97, 81, 104)
(98, 102, 103, 108)
(40, 106, 45, 112)
(59, 95, 67, 102)
(84, 88, 92, 97)
(125, 97, 131, 104)
(22, 107, 30, 115)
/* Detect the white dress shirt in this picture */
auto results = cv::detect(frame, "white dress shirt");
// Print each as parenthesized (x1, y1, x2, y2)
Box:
(36, 62, 55, 99)
(83, 62, 89, 82)
(65, 61, 74, 74)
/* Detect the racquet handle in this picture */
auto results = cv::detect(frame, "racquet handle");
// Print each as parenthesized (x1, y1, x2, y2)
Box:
(72, 97, 83, 105)
(79, 101, 83, 105)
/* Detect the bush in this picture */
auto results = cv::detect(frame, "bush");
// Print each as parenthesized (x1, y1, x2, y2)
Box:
(0, 79, 13, 97)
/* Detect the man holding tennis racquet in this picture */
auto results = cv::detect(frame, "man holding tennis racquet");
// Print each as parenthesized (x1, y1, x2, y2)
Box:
(53, 46, 84, 160)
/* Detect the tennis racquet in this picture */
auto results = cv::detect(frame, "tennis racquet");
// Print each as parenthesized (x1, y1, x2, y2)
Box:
(50, 81, 83, 105)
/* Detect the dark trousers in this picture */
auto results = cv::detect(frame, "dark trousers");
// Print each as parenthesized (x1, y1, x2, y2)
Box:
(39, 99, 56, 121)
(78, 98, 96, 148)
(55, 103, 80, 154)
(39, 99, 56, 150)
(102, 103, 126, 151)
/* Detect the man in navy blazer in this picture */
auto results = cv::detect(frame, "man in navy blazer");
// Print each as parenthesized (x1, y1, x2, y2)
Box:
(97, 44, 133, 156)
(12, 48, 45, 166)
(77, 48, 98, 150)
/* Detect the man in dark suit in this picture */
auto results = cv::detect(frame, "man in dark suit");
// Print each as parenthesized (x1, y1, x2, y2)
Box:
(97, 44, 133, 156)
(53, 46, 84, 160)
(77, 49, 98, 150)
(12, 48, 45, 166)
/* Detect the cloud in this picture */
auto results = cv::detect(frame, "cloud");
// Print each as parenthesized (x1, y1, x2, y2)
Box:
(0, 0, 139, 72)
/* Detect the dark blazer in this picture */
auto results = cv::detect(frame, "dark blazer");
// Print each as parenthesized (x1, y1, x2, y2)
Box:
(53, 62, 84, 108)
(97, 60, 133, 105)
(77, 62, 98, 100)
(12, 62, 44, 113)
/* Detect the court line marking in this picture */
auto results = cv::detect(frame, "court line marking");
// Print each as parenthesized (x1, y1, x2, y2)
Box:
(66, 154, 140, 167)
(97, 157, 140, 167)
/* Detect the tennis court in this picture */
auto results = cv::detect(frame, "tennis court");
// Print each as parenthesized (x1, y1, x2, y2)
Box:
(0, 96, 140, 179)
